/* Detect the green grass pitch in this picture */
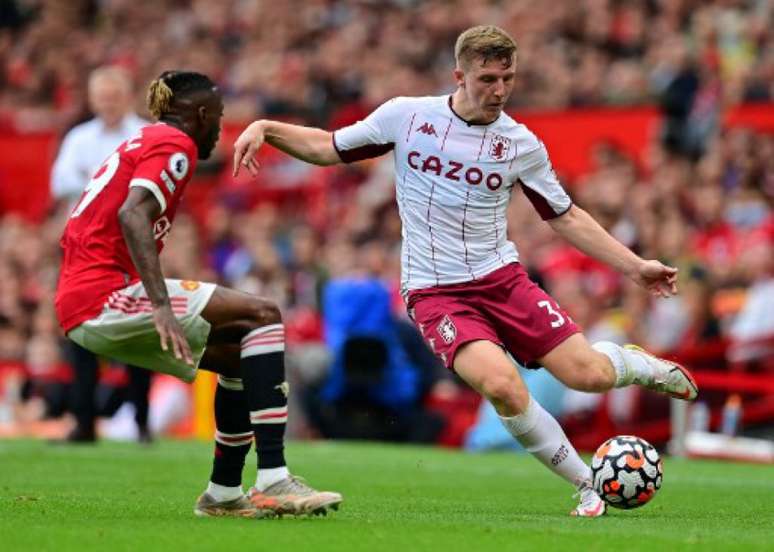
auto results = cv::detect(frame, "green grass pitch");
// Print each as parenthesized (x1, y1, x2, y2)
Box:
(1, 439, 772, 551)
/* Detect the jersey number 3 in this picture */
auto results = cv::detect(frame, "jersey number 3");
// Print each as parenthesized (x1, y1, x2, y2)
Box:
(538, 300, 565, 328)
(71, 151, 121, 218)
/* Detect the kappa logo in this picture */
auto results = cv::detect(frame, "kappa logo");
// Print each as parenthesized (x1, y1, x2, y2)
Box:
(490, 134, 511, 161)
(416, 122, 438, 137)
(437, 315, 457, 345)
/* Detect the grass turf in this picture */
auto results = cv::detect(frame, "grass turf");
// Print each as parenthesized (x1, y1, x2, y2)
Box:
(0, 439, 772, 551)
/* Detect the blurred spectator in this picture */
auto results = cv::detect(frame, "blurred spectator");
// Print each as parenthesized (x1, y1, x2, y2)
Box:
(50, 66, 146, 212)
(305, 238, 447, 442)
(49, 65, 151, 443)
(727, 237, 774, 365)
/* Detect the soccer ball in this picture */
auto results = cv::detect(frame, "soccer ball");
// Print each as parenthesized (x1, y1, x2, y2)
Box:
(591, 435, 663, 509)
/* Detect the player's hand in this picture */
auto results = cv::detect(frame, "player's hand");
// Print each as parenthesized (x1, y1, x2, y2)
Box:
(630, 260, 679, 298)
(152, 304, 194, 365)
(233, 121, 265, 178)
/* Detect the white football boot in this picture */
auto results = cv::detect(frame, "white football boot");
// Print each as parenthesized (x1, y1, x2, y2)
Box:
(624, 345, 699, 401)
(248, 475, 342, 516)
(570, 483, 606, 517)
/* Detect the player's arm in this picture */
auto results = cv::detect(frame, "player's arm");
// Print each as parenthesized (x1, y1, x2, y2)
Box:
(547, 205, 678, 298)
(118, 188, 193, 364)
(233, 120, 340, 177)
(234, 98, 405, 177)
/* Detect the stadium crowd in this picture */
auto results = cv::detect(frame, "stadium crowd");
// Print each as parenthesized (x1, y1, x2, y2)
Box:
(1, 0, 773, 131)
(0, 0, 772, 441)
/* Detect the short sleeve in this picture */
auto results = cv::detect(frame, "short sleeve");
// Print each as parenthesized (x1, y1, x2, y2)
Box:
(129, 142, 192, 215)
(517, 139, 572, 220)
(332, 97, 409, 163)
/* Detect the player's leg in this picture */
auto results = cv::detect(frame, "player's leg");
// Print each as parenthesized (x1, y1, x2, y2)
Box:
(192, 365, 260, 518)
(453, 340, 603, 515)
(491, 263, 697, 401)
(538, 334, 698, 401)
(200, 286, 342, 515)
(408, 282, 603, 516)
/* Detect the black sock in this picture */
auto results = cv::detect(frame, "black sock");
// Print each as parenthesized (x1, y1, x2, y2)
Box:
(240, 324, 287, 470)
(209, 376, 252, 487)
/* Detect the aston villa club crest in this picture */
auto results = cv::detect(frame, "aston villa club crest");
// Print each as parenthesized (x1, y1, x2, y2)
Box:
(490, 134, 511, 161)
(437, 315, 457, 344)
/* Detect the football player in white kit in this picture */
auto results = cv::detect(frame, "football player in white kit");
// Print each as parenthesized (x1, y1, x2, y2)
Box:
(233, 25, 698, 517)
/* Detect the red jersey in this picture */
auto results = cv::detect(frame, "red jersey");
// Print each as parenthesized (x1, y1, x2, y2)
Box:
(55, 123, 198, 332)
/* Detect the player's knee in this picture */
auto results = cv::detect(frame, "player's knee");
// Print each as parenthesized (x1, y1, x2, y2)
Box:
(481, 372, 528, 415)
(246, 298, 282, 327)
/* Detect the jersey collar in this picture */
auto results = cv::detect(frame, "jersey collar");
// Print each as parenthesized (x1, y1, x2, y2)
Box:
(447, 95, 501, 127)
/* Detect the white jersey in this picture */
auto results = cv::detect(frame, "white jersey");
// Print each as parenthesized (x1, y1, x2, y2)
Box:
(333, 95, 572, 293)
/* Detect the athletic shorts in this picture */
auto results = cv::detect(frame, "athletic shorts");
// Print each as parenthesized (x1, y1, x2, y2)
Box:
(67, 279, 217, 383)
(406, 263, 579, 371)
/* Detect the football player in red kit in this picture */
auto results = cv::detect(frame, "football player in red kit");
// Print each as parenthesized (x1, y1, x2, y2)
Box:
(55, 70, 341, 518)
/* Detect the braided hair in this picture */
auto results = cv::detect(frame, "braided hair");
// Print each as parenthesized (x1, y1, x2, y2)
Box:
(146, 70, 216, 120)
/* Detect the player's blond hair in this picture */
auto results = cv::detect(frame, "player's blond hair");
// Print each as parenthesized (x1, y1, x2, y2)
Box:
(146, 70, 217, 120)
(454, 25, 517, 69)
(146, 75, 175, 120)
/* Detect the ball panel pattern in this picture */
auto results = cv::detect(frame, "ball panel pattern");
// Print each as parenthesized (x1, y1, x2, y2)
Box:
(591, 435, 662, 509)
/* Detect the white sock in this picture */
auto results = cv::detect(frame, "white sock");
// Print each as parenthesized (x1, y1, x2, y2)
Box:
(206, 481, 244, 502)
(592, 341, 652, 388)
(499, 396, 591, 489)
(255, 466, 289, 491)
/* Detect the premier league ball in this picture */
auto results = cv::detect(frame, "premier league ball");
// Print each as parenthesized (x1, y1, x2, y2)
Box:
(591, 435, 663, 509)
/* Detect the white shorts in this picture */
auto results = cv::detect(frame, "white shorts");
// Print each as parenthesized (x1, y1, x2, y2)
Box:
(67, 279, 217, 383)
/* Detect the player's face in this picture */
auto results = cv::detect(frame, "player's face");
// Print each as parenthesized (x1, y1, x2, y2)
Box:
(198, 94, 224, 160)
(457, 56, 516, 123)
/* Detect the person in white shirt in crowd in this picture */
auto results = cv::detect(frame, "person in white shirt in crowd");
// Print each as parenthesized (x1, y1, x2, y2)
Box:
(232, 25, 699, 517)
(50, 65, 151, 443)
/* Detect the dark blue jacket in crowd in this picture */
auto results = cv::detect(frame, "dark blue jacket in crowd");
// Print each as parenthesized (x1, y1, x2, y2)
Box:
(320, 277, 419, 410)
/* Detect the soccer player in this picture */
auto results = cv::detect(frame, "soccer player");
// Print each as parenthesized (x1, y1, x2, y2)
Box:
(55, 70, 342, 518)
(232, 26, 699, 517)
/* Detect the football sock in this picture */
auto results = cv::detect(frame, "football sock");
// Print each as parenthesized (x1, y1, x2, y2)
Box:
(206, 481, 244, 502)
(209, 376, 252, 487)
(240, 323, 288, 472)
(255, 466, 290, 491)
(499, 396, 591, 488)
(592, 341, 652, 388)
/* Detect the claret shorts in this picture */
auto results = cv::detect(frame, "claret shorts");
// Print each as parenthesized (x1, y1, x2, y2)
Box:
(406, 263, 579, 370)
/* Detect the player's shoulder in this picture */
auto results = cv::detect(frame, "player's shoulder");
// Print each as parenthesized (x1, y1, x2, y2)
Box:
(379, 95, 446, 113)
(497, 114, 543, 155)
